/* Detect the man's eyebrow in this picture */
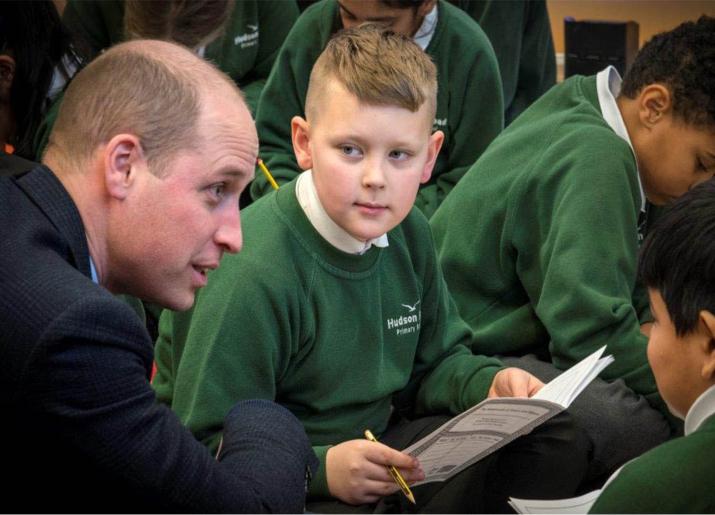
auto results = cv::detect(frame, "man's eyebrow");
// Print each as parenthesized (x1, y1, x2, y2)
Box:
(215, 167, 250, 181)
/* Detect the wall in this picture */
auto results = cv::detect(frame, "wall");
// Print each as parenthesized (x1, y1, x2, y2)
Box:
(548, 1, 715, 53)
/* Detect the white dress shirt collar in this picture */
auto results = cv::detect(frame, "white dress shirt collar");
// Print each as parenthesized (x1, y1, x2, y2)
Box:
(413, 4, 438, 50)
(596, 66, 646, 212)
(685, 383, 715, 435)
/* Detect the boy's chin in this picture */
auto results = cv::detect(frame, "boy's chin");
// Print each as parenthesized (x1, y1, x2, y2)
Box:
(348, 224, 396, 242)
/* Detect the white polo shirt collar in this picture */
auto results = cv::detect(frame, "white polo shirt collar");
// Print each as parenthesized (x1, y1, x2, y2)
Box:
(685, 383, 715, 435)
(295, 170, 389, 255)
(596, 66, 646, 213)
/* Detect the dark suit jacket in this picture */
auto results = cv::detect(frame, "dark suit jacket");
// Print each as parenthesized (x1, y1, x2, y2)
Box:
(0, 165, 317, 512)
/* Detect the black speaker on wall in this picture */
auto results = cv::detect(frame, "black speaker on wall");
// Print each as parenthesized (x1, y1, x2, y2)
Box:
(564, 18, 639, 78)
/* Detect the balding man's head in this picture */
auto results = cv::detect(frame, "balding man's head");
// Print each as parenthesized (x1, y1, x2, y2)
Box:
(44, 39, 245, 176)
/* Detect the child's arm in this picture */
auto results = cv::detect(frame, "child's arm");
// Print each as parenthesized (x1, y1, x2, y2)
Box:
(151, 253, 296, 451)
(325, 439, 423, 505)
(251, 6, 328, 200)
(236, 0, 301, 113)
(414, 20, 504, 218)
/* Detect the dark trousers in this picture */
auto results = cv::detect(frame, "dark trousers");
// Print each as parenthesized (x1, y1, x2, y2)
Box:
(501, 354, 674, 482)
(307, 411, 589, 513)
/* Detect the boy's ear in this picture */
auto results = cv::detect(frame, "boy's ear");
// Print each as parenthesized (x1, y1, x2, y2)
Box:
(420, 130, 444, 184)
(103, 133, 145, 201)
(291, 116, 313, 171)
(699, 310, 715, 381)
(637, 84, 672, 128)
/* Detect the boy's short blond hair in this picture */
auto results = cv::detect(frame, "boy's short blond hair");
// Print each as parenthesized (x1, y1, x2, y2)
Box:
(305, 23, 437, 123)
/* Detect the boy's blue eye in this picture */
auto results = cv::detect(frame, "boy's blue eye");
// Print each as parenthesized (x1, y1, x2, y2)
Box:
(340, 145, 361, 157)
(389, 150, 408, 160)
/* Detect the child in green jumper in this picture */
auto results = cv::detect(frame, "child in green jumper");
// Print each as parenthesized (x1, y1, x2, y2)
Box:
(154, 24, 589, 512)
(589, 179, 715, 513)
(250, 0, 504, 218)
(430, 16, 715, 483)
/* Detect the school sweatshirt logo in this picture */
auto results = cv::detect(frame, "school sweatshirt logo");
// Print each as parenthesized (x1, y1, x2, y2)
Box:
(386, 300, 421, 336)
(234, 24, 259, 49)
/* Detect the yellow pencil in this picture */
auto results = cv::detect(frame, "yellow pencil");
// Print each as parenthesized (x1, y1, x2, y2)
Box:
(364, 429, 416, 505)
(257, 158, 279, 190)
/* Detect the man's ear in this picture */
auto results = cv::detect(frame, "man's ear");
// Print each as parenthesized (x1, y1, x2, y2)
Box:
(699, 310, 715, 381)
(0, 54, 15, 99)
(637, 84, 672, 129)
(420, 130, 444, 184)
(103, 134, 145, 200)
(291, 115, 312, 171)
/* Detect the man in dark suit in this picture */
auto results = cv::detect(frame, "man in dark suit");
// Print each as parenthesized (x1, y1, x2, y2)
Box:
(0, 39, 317, 513)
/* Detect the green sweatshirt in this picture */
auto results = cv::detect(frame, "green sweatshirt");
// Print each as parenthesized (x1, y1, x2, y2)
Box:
(431, 74, 663, 412)
(251, 0, 504, 218)
(62, 0, 298, 111)
(448, 0, 556, 124)
(32, 0, 299, 159)
(590, 414, 715, 513)
(154, 179, 504, 498)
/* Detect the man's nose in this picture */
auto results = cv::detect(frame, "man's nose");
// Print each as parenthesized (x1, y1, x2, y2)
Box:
(214, 203, 243, 254)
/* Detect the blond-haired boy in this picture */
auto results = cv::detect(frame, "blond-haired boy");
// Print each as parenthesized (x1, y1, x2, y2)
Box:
(154, 25, 588, 512)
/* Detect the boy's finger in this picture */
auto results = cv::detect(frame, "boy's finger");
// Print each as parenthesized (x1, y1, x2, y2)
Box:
(366, 441, 419, 469)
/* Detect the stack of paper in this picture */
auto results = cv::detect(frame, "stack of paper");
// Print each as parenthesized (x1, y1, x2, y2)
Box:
(533, 346, 614, 407)
(508, 490, 602, 514)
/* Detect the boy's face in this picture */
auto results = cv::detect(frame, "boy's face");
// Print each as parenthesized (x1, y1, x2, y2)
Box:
(337, 0, 435, 38)
(647, 288, 715, 419)
(635, 115, 715, 205)
(292, 79, 443, 242)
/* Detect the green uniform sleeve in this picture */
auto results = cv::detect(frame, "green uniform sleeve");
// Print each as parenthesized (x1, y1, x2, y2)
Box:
(590, 425, 715, 514)
(448, 0, 555, 125)
(152, 308, 178, 406)
(399, 214, 504, 415)
(251, 4, 331, 200)
(505, 0, 555, 124)
(308, 445, 331, 499)
(152, 256, 296, 450)
(511, 136, 661, 408)
(415, 22, 504, 218)
(238, 0, 300, 113)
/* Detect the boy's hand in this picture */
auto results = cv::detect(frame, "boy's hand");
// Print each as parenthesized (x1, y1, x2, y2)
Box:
(326, 439, 423, 505)
(487, 367, 544, 398)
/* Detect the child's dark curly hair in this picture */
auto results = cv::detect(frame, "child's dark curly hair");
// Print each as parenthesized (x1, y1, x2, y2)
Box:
(621, 15, 715, 128)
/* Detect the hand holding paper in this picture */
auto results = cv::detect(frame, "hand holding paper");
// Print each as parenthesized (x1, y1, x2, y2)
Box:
(488, 368, 545, 398)
(403, 347, 613, 485)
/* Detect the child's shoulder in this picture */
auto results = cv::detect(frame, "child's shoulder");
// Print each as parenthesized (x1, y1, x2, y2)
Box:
(432, 0, 494, 53)
(290, 0, 337, 35)
(593, 426, 715, 512)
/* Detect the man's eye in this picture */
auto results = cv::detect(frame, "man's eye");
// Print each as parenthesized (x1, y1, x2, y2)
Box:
(208, 183, 226, 200)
